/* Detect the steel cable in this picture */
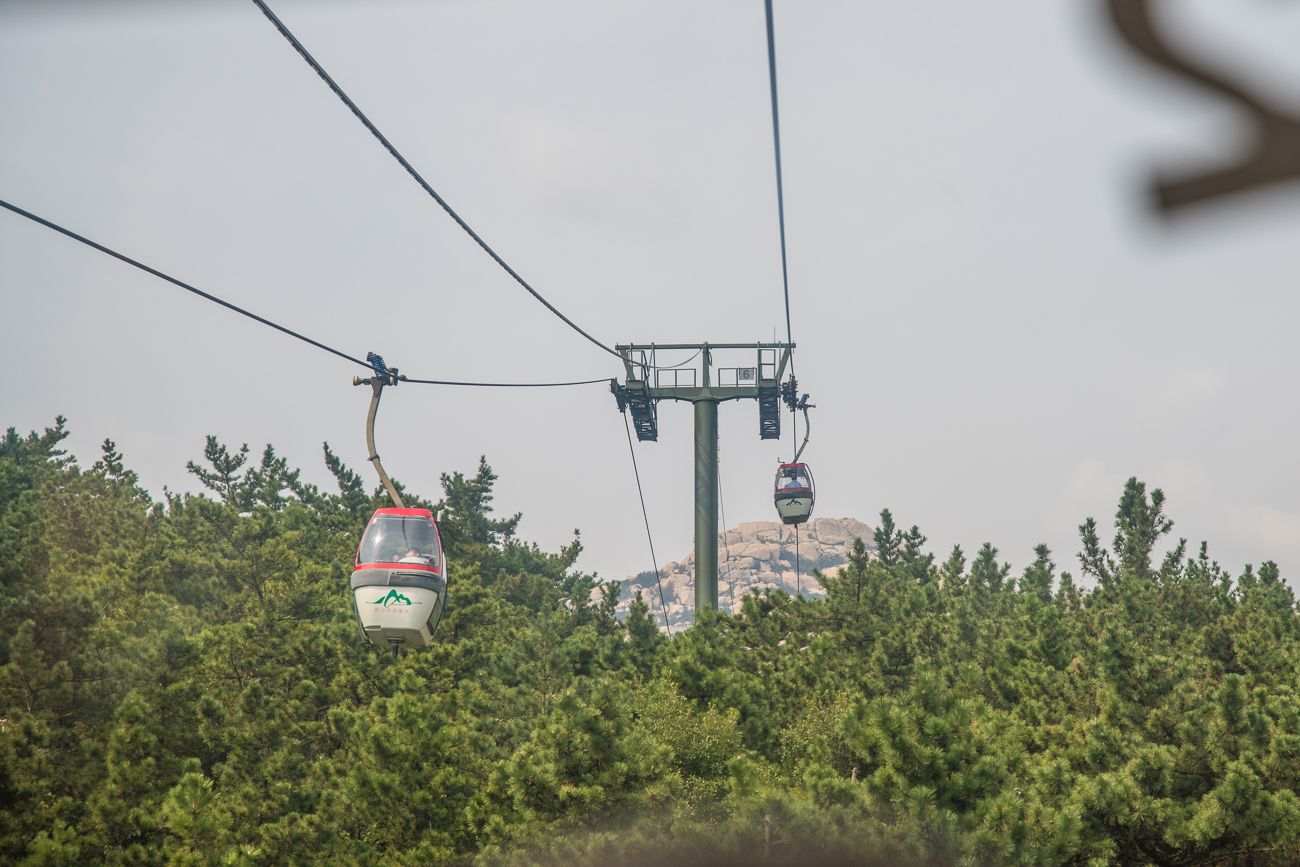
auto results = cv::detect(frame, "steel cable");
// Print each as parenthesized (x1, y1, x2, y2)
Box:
(765, 0, 794, 359)
(400, 376, 612, 388)
(622, 411, 673, 637)
(0, 197, 373, 371)
(718, 437, 734, 614)
(251, 0, 621, 361)
(764, 0, 805, 461)
(1, 197, 615, 388)
(651, 349, 702, 370)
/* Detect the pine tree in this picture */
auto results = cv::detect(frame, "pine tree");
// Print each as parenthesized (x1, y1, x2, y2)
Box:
(874, 509, 900, 566)
(622, 591, 664, 677)
(10, 418, 1300, 867)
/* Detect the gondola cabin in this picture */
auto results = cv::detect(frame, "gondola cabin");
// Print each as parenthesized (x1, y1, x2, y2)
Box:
(351, 508, 448, 652)
(774, 463, 815, 525)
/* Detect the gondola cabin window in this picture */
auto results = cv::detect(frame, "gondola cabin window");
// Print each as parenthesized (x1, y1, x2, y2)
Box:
(778, 466, 811, 490)
(357, 513, 441, 568)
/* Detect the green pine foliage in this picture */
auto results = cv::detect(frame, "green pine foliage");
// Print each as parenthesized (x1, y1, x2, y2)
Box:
(3, 418, 1300, 865)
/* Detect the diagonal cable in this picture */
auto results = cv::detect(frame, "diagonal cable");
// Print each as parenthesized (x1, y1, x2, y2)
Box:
(623, 411, 673, 637)
(251, 0, 620, 360)
(0, 197, 371, 370)
(400, 376, 613, 388)
(764, 0, 804, 460)
(1, 198, 617, 388)
(718, 438, 734, 614)
(765, 0, 794, 357)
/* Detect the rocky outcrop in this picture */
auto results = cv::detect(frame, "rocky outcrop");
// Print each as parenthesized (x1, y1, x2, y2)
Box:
(616, 517, 875, 632)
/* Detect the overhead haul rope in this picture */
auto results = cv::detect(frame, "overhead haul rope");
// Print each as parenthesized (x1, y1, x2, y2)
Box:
(399, 376, 612, 388)
(0, 198, 609, 388)
(0, 197, 372, 370)
(651, 349, 703, 371)
(622, 412, 673, 637)
(250, 0, 621, 361)
(764, 0, 805, 462)
(764, 0, 793, 358)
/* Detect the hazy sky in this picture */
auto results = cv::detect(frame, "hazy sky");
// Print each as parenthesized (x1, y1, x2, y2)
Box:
(3, 0, 1300, 588)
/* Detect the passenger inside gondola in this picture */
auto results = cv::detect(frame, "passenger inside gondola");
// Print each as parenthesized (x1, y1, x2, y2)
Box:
(358, 514, 441, 568)
(780, 467, 810, 489)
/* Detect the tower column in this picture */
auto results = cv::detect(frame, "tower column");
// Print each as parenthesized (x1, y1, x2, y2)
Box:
(693, 397, 718, 612)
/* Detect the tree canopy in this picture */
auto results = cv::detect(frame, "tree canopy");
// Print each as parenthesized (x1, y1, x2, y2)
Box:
(2, 418, 1298, 866)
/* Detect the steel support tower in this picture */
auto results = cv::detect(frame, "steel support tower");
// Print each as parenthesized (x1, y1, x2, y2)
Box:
(612, 342, 793, 614)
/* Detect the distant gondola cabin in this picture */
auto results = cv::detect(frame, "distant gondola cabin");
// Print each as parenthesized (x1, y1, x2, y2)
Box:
(350, 508, 448, 651)
(774, 462, 815, 525)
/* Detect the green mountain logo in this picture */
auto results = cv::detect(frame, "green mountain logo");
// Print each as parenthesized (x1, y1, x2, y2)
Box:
(369, 589, 419, 607)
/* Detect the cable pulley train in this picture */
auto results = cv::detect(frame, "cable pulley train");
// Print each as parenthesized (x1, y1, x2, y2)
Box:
(349, 353, 448, 655)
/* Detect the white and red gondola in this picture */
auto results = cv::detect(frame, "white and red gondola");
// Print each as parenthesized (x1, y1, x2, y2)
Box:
(773, 462, 815, 525)
(350, 509, 448, 652)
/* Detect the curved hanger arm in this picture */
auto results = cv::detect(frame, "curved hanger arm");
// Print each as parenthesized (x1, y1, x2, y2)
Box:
(794, 405, 812, 463)
(364, 379, 405, 509)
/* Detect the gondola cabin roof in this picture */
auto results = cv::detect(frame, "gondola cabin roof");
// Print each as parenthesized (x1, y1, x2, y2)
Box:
(370, 507, 437, 518)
